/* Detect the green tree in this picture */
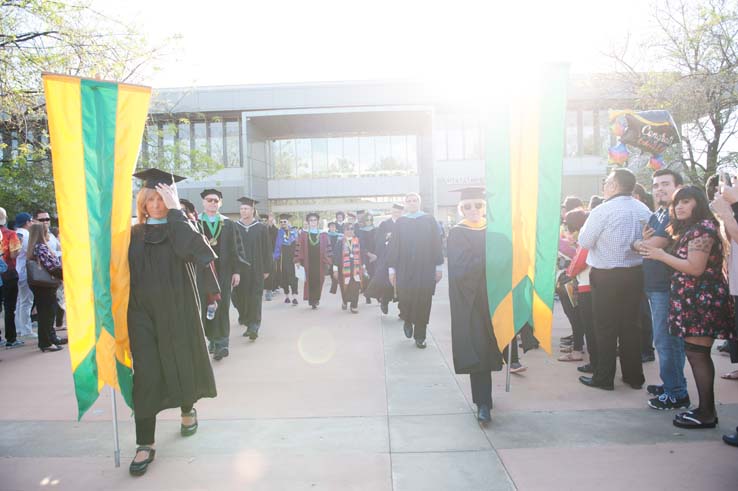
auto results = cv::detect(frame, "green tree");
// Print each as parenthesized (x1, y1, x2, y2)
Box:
(0, 1, 219, 219)
(609, 0, 738, 182)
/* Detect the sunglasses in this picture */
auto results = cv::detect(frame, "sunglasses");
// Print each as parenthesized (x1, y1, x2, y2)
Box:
(37, 218, 51, 222)
(204, 197, 220, 203)
(462, 202, 485, 211)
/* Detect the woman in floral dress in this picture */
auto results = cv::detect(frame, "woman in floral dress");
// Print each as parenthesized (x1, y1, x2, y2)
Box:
(642, 186, 734, 429)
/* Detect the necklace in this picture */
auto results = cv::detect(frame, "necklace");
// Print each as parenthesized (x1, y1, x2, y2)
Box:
(308, 231, 320, 246)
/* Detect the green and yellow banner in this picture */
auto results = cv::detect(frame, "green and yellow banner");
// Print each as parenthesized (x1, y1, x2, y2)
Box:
(43, 74, 151, 419)
(485, 64, 568, 354)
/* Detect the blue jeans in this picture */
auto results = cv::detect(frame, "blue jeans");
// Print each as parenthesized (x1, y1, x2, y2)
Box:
(647, 290, 688, 398)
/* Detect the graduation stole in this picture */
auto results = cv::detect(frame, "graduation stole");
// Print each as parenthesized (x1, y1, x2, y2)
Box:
(279, 227, 296, 247)
(199, 213, 224, 246)
(342, 237, 362, 284)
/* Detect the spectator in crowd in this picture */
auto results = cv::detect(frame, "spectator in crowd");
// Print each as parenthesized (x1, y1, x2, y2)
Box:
(632, 169, 689, 410)
(631, 184, 657, 363)
(633, 183, 655, 212)
(559, 210, 590, 363)
(14, 212, 36, 338)
(706, 180, 738, 443)
(1, 207, 23, 347)
(578, 168, 651, 391)
(36, 210, 64, 332)
(641, 186, 734, 428)
(25, 223, 64, 352)
(558, 197, 584, 350)
(589, 195, 604, 210)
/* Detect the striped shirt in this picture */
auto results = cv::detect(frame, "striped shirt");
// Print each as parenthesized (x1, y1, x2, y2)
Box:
(578, 195, 652, 269)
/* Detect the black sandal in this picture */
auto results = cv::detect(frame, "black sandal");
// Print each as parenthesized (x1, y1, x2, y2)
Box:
(129, 446, 156, 476)
(181, 408, 198, 437)
(673, 410, 718, 429)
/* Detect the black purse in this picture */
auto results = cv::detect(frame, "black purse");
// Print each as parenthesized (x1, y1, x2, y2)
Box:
(26, 259, 61, 288)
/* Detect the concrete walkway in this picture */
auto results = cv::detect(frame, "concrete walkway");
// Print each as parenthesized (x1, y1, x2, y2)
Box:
(1, 273, 737, 490)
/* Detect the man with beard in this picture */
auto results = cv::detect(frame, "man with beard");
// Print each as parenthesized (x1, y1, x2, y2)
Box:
(199, 188, 243, 361)
(387, 194, 444, 348)
(232, 197, 272, 340)
(631, 169, 689, 409)
(295, 212, 332, 309)
(273, 214, 299, 305)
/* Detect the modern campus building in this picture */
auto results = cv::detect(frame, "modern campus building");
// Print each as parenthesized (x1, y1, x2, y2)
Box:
(142, 76, 631, 222)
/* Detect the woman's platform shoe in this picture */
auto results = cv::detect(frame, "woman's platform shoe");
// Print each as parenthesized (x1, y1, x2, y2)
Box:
(129, 446, 156, 476)
(181, 408, 198, 437)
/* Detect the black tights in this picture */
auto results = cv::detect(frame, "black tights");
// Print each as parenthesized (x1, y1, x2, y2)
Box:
(135, 405, 194, 446)
(684, 341, 715, 420)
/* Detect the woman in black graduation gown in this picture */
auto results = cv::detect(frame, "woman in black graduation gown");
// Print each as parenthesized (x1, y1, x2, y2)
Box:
(447, 187, 502, 424)
(127, 170, 218, 476)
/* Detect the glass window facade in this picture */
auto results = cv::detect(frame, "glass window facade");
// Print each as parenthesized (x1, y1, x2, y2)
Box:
(565, 109, 609, 158)
(434, 113, 483, 161)
(269, 134, 418, 179)
(139, 117, 242, 169)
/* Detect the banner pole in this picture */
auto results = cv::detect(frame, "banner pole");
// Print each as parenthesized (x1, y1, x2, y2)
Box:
(505, 340, 513, 392)
(110, 386, 121, 468)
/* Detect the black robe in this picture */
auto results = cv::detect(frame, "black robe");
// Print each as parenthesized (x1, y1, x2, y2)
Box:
(365, 218, 397, 300)
(232, 220, 272, 326)
(264, 224, 279, 291)
(357, 226, 376, 288)
(199, 215, 244, 341)
(128, 209, 217, 418)
(447, 223, 503, 374)
(386, 213, 444, 326)
(274, 227, 298, 294)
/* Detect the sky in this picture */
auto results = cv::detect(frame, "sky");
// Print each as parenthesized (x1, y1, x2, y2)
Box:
(94, 0, 655, 89)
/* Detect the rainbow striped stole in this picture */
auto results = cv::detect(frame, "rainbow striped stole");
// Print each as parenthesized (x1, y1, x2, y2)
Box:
(342, 237, 362, 284)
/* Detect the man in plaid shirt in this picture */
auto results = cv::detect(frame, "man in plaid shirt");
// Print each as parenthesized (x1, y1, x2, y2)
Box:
(577, 169, 652, 391)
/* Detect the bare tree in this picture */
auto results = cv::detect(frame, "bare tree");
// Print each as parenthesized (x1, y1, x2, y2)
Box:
(608, 0, 738, 181)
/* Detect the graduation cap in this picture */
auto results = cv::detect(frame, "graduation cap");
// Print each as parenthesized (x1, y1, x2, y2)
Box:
(133, 168, 186, 189)
(392, 203, 405, 210)
(452, 186, 486, 201)
(306, 212, 320, 220)
(237, 196, 259, 207)
(278, 213, 292, 220)
(200, 188, 223, 199)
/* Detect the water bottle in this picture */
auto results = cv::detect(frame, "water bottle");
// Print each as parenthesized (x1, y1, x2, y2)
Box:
(206, 302, 217, 320)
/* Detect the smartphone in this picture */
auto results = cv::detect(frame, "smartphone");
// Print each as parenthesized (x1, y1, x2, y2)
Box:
(724, 173, 733, 187)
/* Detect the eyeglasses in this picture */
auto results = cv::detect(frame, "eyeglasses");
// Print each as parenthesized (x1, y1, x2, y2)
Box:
(462, 202, 485, 211)
(37, 218, 51, 222)
(204, 198, 220, 203)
